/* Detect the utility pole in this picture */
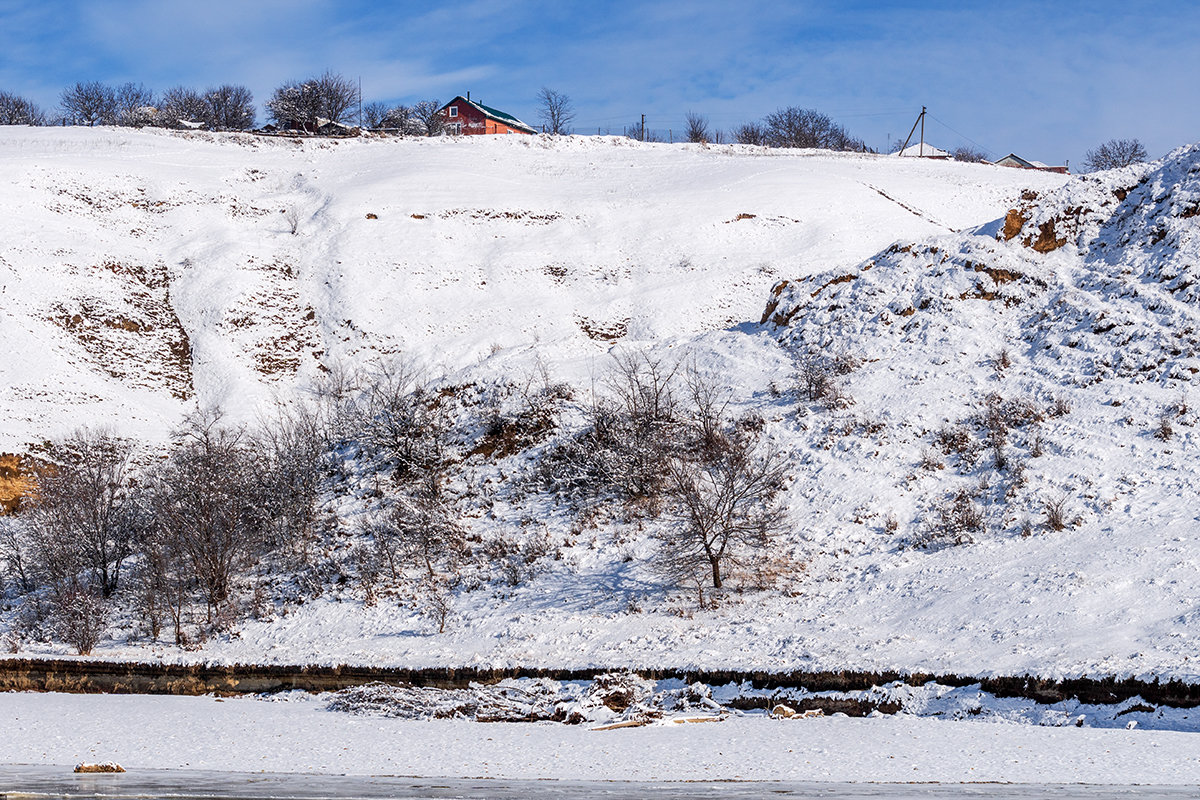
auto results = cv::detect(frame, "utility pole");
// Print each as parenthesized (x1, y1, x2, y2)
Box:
(641, 114, 645, 142)
(898, 106, 927, 156)
(920, 105, 925, 156)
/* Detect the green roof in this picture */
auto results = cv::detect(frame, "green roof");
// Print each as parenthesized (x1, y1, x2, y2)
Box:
(442, 96, 537, 133)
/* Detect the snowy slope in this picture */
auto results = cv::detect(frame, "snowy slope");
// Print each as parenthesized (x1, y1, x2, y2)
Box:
(17, 128, 1200, 683)
(0, 127, 1064, 447)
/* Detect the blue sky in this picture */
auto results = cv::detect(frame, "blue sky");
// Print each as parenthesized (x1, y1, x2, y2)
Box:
(1, 0, 1197, 166)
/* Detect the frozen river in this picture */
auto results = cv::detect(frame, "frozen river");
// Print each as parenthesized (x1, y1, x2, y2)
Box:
(2, 766, 1199, 800)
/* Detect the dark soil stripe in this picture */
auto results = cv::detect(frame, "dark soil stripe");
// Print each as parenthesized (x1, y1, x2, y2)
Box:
(2, 658, 1200, 709)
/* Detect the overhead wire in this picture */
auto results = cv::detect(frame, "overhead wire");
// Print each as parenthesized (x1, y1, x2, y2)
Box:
(927, 113, 998, 159)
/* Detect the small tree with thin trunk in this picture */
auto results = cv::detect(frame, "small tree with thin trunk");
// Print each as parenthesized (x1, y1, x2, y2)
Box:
(28, 429, 138, 598)
(684, 112, 710, 143)
(536, 87, 575, 135)
(660, 428, 788, 591)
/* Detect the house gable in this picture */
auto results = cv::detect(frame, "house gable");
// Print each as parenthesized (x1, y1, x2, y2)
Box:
(438, 96, 536, 135)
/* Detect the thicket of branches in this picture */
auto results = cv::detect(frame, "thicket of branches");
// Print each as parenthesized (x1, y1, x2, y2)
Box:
(1, 353, 795, 653)
(730, 106, 867, 151)
(1082, 138, 1148, 172)
(51, 80, 257, 129)
(0, 90, 45, 125)
(266, 71, 360, 131)
(543, 352, 789, 596)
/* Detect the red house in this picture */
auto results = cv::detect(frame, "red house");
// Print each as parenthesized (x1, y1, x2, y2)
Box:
(438, 95, 537, 136)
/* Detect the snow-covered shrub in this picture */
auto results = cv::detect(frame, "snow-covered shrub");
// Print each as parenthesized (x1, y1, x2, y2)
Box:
(369, 483, 464, 581)
(142, 408, 272, 628)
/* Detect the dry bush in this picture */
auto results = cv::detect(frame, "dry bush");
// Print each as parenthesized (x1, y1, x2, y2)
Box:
(541, 350, 684, 504)
(916, 488, 984, 548)
(1043, 495, 1072, 532)
(1048, 395, 1072, 418)
(919, 448, 945, 470)
(795, 353, 856, 410)
(934, 424, 972, 456)
(50, 580, 108, 655)
(993, 348, 1012, 375)
(1154, 413, 1174, 441)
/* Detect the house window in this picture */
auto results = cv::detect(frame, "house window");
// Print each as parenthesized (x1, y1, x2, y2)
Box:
(449, 122, 462, 135)
(448, 106, 458, 118)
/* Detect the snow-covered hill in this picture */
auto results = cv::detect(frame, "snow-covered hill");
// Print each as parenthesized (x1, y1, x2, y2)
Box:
(0, 127, 1063, 447)
(13, 128, 1200, 682)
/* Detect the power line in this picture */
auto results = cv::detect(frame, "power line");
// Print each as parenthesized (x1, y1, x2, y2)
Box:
(927, 113, 997, 159)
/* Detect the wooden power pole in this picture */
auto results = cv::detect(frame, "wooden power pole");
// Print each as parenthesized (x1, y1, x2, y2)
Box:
(898, 106, 927, 156)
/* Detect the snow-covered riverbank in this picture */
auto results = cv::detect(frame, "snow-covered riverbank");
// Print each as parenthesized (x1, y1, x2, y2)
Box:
(4, 691, 1200, 784)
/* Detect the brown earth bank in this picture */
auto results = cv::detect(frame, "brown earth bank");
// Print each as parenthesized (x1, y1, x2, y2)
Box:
(2, 658, 1199, 712)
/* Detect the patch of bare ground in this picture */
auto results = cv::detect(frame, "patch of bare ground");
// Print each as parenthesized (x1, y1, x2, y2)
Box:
(577, 316, 629, 341)
(49, 260, 193, 400)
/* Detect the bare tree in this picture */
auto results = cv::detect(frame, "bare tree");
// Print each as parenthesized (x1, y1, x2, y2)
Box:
(27, 430, 138, 598)
(372, 473, 463, 580)
(412, 99, 445, 137)
(205, 84, 256, 130)
(684, 111, 710, 143)
(266, 83, 316, 131)
(157, 86, 210, 128)
(952, 145, 988, 163)
(267, 72, 359, 131)
(60, 81, 117, 126)
(0, 90, 45, 125)
(733, 121, 766, 146)
(50, 579, 108, 655)
(361, 101, 390, 130)
(315, 71, 360, 126)
(0, 518, 33, 592)
(660, 431, 788, 590)
(252, 400, 326, 559)
(114, 82, 154, 126)
(536, 87, 575, 135)
(1082, 138, 1148, 172)
(147, 408, 266, 620)
(761, 106, 864, 151)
